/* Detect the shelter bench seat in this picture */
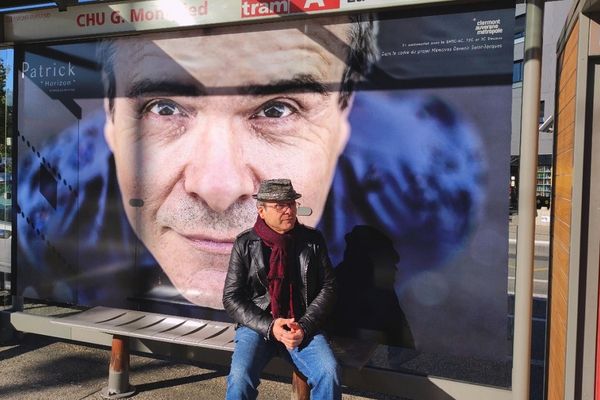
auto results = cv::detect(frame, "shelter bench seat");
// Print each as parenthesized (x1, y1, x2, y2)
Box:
(51, 306, 310, 399)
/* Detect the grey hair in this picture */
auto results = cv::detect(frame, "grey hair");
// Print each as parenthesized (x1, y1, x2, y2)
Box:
(340, 14, 379, 108)
(98, 14, 379, 114)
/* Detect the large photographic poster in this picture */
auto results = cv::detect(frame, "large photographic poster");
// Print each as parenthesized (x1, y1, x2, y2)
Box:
(16, 2, 514, 382)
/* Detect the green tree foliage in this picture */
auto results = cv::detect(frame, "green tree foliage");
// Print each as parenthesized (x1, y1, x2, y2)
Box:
(0, 60, 12, 172)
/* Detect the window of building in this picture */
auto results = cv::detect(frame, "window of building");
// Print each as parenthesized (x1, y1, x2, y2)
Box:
(513, 60, 524, 83)
(539, 100, 545, 124)
(514, 14, 525, 40)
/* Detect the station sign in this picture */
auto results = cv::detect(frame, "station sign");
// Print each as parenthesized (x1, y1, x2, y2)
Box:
(4, 0, 480, 42)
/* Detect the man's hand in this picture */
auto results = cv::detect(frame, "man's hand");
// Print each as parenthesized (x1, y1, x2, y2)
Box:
(272, 318, 304, 350)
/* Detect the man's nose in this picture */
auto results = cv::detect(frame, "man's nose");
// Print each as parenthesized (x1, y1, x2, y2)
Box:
(183, 119, 256, 212)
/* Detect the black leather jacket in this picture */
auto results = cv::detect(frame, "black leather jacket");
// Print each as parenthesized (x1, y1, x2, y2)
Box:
(222, 224, 336, 340)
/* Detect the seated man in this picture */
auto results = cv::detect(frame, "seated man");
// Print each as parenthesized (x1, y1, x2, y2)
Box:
(223, 179, 339, 399)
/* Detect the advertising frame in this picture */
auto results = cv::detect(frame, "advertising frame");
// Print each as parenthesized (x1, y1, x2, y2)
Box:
(2, 1, 545, 399)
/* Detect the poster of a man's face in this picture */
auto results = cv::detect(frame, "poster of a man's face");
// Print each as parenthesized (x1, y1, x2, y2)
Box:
(16, 3, 514, 377)
(101, 17, 365, 309)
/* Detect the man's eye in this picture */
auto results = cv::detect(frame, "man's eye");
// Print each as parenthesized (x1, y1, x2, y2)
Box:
(255, 102, 295, 118)
(145, 100, 184, 116)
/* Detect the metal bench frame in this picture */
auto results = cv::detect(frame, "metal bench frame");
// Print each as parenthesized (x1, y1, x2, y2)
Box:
(8, 304, 515, 399)
(50, 306, 309, 399)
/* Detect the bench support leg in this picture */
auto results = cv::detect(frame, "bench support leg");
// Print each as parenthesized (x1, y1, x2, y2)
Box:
(291, 370, 310, 400)
(101, 335, 136, 399)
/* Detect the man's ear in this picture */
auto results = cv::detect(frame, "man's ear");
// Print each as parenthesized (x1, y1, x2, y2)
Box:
(257, 207, 266, 219)
(336, 94, 354, 156)
(103, 97, 115, 152)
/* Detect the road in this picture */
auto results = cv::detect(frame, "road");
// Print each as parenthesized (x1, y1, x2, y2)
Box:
(507, 209, 550, 298)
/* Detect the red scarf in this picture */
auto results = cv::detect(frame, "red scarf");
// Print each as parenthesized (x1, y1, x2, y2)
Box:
(253, 216, 297, 319)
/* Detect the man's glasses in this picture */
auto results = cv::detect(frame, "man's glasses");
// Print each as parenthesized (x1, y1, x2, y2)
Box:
(264, 201, 299, 213)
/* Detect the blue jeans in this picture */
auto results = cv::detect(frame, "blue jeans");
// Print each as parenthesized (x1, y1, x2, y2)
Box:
(226, 326, 341, 400)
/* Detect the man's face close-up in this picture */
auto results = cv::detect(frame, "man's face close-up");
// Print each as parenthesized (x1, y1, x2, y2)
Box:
(103, 19, 352, 309)
(258, 201, 298, 234)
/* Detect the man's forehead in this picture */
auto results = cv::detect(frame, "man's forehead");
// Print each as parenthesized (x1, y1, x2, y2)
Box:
(110, 21, 351, 96)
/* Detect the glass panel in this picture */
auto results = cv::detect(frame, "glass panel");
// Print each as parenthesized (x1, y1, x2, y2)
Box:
(15, 3, 515, 388)
(0, 47, 13, 296)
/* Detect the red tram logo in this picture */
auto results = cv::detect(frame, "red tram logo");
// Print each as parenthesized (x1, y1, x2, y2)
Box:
(241, 0, 340, 18)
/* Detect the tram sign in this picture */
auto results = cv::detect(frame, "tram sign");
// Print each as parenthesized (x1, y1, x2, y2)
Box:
(4, 0, 494, 42)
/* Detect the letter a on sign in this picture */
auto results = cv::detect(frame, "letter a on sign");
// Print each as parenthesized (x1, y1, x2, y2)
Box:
(305, 0, 324, 7)
(290, 0, 339, 13)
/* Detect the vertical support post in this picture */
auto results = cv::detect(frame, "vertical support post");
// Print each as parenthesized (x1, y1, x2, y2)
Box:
(291, 370, 310, 400)
(11, 295, 23, 311)
(101, 335, 136, 399)
(596, 243, 600, 400)
(513, 0, 544, 399)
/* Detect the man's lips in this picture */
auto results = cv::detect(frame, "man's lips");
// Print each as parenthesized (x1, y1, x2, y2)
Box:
(178, 233, 235, 254)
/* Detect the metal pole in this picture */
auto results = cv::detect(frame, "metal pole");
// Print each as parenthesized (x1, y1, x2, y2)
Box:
(101, 335, 136, 399)
(4, 66, 7, 222)
(512, 0, 544, 398)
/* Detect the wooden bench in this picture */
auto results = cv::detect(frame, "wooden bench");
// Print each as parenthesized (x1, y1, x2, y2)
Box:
(51, 306, 310, 399)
